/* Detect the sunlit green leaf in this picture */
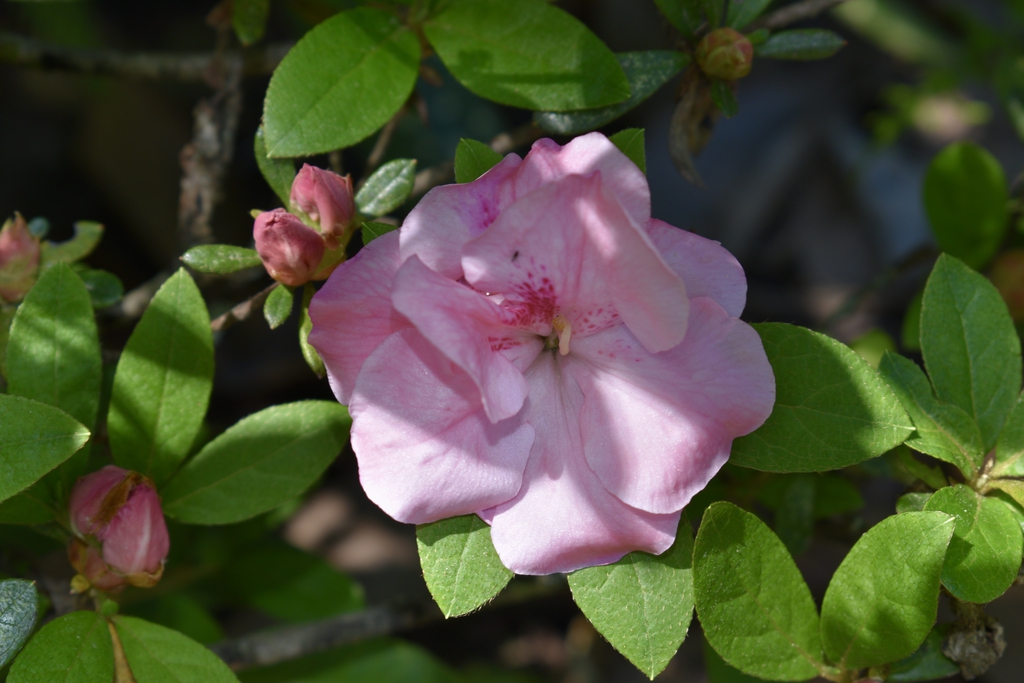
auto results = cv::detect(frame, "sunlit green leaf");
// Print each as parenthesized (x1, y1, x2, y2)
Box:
(114, 616, 238, 683)
(181, 245, 263, 275)
(994, 393, 1024, 477)
(39, 222, 103, 268)
(454, 139, 503, 184)
(263, 284, 293, 330)
(355, 159, 417, 217)
(8, 611, 113, 683)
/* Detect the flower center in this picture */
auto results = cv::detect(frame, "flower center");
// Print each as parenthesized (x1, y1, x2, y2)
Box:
(544, 314, 572, 356)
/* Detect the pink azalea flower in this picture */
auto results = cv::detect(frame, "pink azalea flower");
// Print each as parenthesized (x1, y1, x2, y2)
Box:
(309, 133, 775, 575)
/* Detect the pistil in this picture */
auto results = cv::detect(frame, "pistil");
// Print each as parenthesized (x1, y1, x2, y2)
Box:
(551, 314, 572, 356)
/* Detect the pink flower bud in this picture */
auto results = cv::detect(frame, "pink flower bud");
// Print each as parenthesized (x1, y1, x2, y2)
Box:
(0, 213, 41, 303)
(696, 28, 754, 81)
(67, 466, 170, 590)
(290, 164, 356, 242)
(253, 209, 326, 286)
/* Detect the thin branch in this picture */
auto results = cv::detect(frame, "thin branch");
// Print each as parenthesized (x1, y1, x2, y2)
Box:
(363, 111, 405, 178)
(210, 283, 278, 333)
(0, 31, 290, 81)
(748, 0, 851, 31)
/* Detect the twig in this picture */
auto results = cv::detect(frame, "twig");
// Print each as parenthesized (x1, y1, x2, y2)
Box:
(210, 283, 278, 333)
(748, 0, 850, 31)
(363, 111, 405, 179)
(0, 31, 290, 82)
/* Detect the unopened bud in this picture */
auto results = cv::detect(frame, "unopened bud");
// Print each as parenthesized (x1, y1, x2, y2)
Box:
(68, 466, 170, 591)
(290, 164, 356, 244)
(0, 213, 41, 303)
(254, 209, 326, 286)
(696, 28, 754, 81)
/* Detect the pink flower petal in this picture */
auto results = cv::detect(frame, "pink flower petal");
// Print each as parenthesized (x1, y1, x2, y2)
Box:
(648, 219, 747, 318)
(485, 353, 680, 575)
(101, 484, 170, 575)
(513, 134, 650, 229)
(400, 154, 523, 279)
(350, 329, 534, 524)
(570, 297, 775, 514)
(69, 465, 130, 537)
(462, 173, 689, 352)
(392, 256, 534, 423)
(309, 231, 410, 404)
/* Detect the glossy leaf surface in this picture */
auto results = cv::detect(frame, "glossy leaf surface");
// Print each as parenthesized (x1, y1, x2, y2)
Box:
(355, 159, 417, 217)
(0, 580, 37, 669)
(263, 284, 293, 330)
(181, 245, 263, 275)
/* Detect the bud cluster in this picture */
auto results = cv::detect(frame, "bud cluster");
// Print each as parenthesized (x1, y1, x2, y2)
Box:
(695, 28, 754, 81)
(0, 213, 41, 303)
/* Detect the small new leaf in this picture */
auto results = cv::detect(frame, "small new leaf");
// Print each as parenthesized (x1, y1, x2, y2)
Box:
(39, 222, 103, 268)
(300, 282, 325, 377)
(355, 159, 417, 217)
(263, 284, 294, 329)
(181, 245, 263, 274)
(755, 29, 846, 60)
(232, 0, 269, 46)
(710, 80, 738, 118)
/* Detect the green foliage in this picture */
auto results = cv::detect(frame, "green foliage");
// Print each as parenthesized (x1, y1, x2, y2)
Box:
(225, 539, 364, 622)
(755, 30, 847, 60)
(652, 0, 703, 37)
(114, 615, 240, 683)
(181, 245, 263, 275)
(534, 52, 689, 135)
(607, 128, 646, 174)
(162, 401, 350, 524)
(416, 514, 511, 618)
(888, 624, 960, 682)
(568, 518, 694, 678)
(76, 268, 123, 309)
(923, 485, 1022, 603)
(727, 0, 773, 29)
(38, 221, 103, 268)
(893, 446, 948, 490)
(923, 142, 1007, 269)
(8, 611, 113, 683)
(355, 159, 417, 217)
(299, 283, 325, 377)
(124, 594, 224, 645)
(920, 254, 1021, 450)
(703, 637, 783, 683)
(108, 269, 214, 485)
(0, 394, 90, 505)
(263, 284, 293, 330)
(901, 289, 923, 351)
(0, 580, 37, 669)
(263, 8, 421, 157)
(694, 502, 823, 681)
(454, 139, 503, 184)
(896, 492, 932, 514)
(254, 126, 296, 207)
(878, 351, 984, 478)
(995, 394, 1024, 477)
(819, 511, 954, 669)
(757, 474, 864, 519)
(423, 0, 630, 111)
(232, 0, 269, 46)
(361, 221, 399, 244)
(772, 475, 816, 555)
(730, 323, 913, 472)
(0, 487, 55, 525)
(710, 81, 738, 118)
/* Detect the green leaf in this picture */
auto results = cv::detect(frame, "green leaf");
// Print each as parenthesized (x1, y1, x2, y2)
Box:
(755, 29, 847, 60)
(0, 485, 56, 525)
(355, 158, 417, 217)
(608, 128, 646, 175)
(652, 0, 703, 36)
(0, 304, 15, 377)
(878, 352, 984, 478)
(416, 514, 512, 618)
(454, 139, 503, 184)
(182, 245, 263, 275)
(727, 0, 773, 29)
(819, 511, 954, 670)
(232, 0, 269, 46)
(757, 474, 863, 518)
(0, 394, 90, 505)
(920, 254, 1021, 451)
(901, 288, 923, 351)
(262, 284, 293, 330)
(225, 539, 364, 622)
(424, 0, 630, 111)
(299, 283, 325, 377)
(0, 580, 37, 669)
(848, 328, 896, 368)
(8, 611, 113, 683)
(534, 51, 689, 136)
(361, 221, 399, 245)
(923, 485, 1022, 603)
(710, 80, 738, 117)
(162, 401, 350, 524)
(38, 221, 103, 268)
(6, 263, 101, 430)
(569, 518, 694, 678)
(124, 595, 223, 645)
(108, 269, 214, 485)
(994, 392, 1024, 476)
(893, 446, 948, 490)
(730, 323, 914, 472)
(77, 268, 124, 309)
(114, 616, 239, 683)
(254, 126, 296, 207)
(704, 637, 784, 683)
(773, 475, 815, 555)
(263, 8, 421, 157)
(923, 142, 1008, 269)
(888, 624, 960, 682)
(694, 502, 823, 681)
(896, 492, 932, 514)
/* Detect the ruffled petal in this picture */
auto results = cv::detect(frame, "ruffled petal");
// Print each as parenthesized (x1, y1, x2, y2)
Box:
(392, 256, 535, 423)
(648, 219, 747, 318)
(308, 231, 409, 404)
(462, 173, 688, 352)
(514, 134, 650, 229)
(484, 353, 680, 575)
(351, 329, 534, 525)
(400, 154, 522, 279)
(570, 298, 775, 515)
